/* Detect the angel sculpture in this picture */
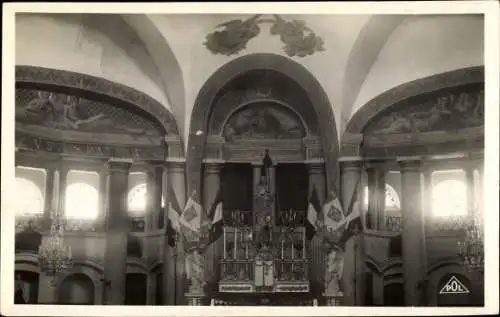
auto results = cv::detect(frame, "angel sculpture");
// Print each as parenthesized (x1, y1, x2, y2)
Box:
(204, 15, 262, 56)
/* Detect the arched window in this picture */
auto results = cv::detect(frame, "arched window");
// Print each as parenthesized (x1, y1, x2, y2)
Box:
(432, 179, 467, 218)
(127, 183, 165, 217)
(14, 178, 44, 215)
(128, 184, 147, 216)
(363, 184, 401, 212)
(65, 183, 99, 220)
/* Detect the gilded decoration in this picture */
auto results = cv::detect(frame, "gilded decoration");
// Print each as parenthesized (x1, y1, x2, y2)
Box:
(364, 87, 484, 135)
(223, 103, 305, 141)
(203, 14, 325, 57)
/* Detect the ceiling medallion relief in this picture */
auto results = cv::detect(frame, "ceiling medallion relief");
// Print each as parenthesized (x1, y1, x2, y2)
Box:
(203, 14, 325, 57)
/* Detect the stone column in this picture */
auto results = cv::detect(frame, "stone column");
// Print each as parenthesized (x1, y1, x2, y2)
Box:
(365, 163, 385, 231)
(42, 162, 58, 229)
(98, 167, 108, 229)
(202, 161, 224, 285)
(307, 161, 326, 299)
(398, 158, 426, 306)
(163, 160, 186, 305)
(102, 158, 132, 305)
(421, 165, 433, 226)
(339, 160, 364, 306)
(146, 165, 163, 231)
(57, 165, 70, 217)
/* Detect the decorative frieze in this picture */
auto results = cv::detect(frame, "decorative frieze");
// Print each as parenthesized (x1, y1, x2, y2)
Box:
(16, 132, 165, 161)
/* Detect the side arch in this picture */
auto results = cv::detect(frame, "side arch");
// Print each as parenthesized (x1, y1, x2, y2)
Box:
(16, 66, 181, 137)
(188, 53, 339, 200)
(344, 66, 484, 135)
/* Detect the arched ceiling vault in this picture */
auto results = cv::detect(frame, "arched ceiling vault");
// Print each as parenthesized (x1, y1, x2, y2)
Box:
(120, 14, 186, 138)
(15, 13, 484, 150)
(340, 15, 405, 133)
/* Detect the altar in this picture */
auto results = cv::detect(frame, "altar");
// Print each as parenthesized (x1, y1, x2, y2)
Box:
(215, 151, 311, 303)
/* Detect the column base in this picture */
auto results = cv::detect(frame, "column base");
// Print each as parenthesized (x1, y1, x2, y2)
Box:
(323, 292, 344, 306)
(185, 292, 207, 306)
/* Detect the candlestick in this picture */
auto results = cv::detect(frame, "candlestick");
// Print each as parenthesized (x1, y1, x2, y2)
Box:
(291, 240, 294, 259)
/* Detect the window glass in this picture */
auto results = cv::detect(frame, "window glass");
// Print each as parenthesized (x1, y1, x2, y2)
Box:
(363, 184, 401, 211)
(128, 183, 165, 216)
(432, 179, 467, 217)
(14, 178, 44, 215)
(65, 182, 99, 219)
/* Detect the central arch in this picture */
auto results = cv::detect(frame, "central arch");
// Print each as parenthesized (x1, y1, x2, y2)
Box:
(187, 53, 339, 201)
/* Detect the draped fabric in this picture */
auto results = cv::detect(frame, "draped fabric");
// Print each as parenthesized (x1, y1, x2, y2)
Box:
(306, 186, 321, 240)
(166, 182, 182, 247)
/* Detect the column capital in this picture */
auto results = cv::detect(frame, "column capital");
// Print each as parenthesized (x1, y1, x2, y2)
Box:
(307, 161, 325, 174)
(107, 158, 133, 172)
(364, 159, 389, 171)
(398, 158, 422, 171)
(165, 160, 185, 173)
(341, 160, 364, 173)
(204, 161, 224, 175)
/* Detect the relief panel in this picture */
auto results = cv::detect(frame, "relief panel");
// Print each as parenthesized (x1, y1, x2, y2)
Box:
(364, 86, 484, 135)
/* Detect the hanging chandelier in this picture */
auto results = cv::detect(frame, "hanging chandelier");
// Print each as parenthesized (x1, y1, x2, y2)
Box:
(38, 209, 73, 284)
(457, 212, 484, 272)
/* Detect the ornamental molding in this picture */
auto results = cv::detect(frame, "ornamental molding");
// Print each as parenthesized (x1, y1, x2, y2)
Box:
(16, 131, 166, 161)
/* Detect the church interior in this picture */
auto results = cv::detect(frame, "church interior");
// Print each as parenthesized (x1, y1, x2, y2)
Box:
(12, 13, 485, 306)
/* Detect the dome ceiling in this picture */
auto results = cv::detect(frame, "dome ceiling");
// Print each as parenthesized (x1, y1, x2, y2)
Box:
(15, 13, 484, 147)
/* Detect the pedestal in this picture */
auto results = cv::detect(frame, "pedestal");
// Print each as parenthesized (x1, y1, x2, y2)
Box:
(185, 292, 207, 306)
(323, 293, 344, 306)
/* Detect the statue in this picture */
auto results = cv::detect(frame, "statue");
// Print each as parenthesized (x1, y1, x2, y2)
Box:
(325, 248, 344, 296)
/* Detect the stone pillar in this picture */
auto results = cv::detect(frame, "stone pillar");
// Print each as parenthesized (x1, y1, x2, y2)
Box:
(307, 162, 326, 298)
(164, 160, 186, 305)
(42, 163, 58, 229)
(98, 167, 108, 228)
(103, 158, 132, 305)
(398, 158, 426, 306)
(202, 161, 224, 285)
(365, 163, 385, 231)
(421, 166, 433, 225)
(146, 165, 163, 231)
(58, 165, 70, 217)
(339, 160, 364, 306)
